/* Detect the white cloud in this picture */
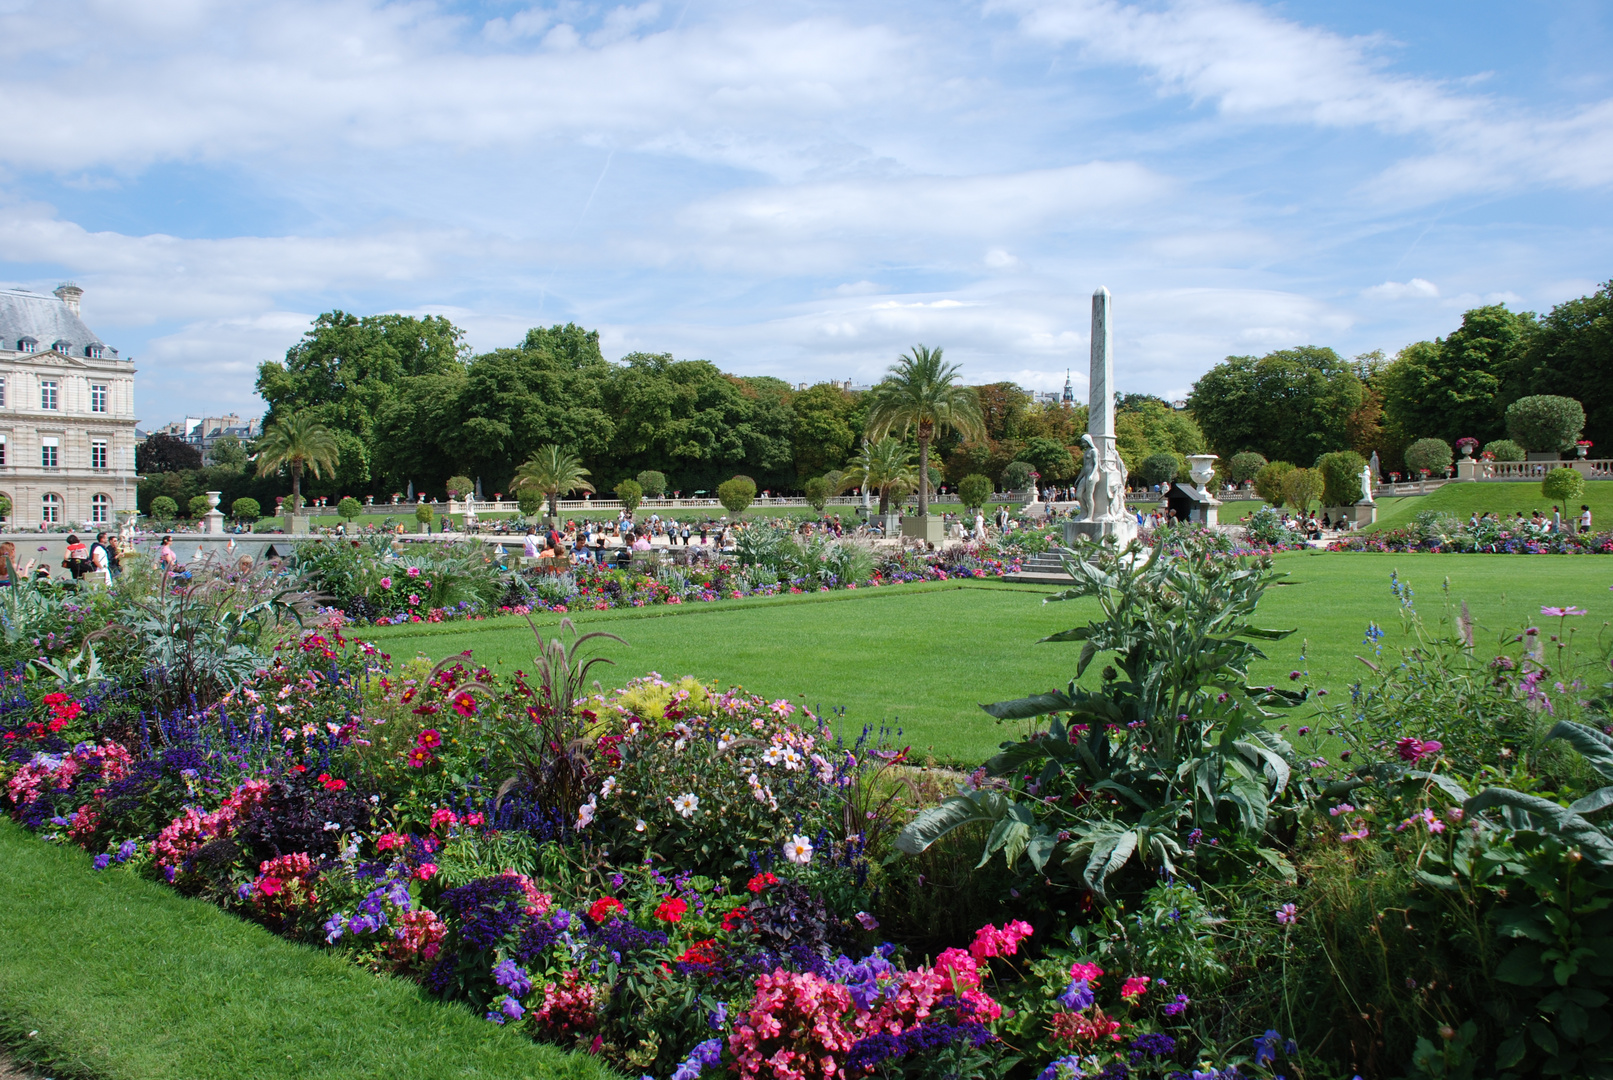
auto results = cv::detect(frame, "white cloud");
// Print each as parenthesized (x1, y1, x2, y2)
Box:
(482, 8, 556, 44)
(1362, 278, 1439, 301)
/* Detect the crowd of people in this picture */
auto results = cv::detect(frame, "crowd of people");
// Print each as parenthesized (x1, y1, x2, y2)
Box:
(1471, 505, 1593, 534)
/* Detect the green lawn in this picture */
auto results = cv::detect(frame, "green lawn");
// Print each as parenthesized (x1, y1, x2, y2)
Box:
(1366, 479, 1613, 532)
(358, 553, 1613, 764)
(0, 821, 613, 1080)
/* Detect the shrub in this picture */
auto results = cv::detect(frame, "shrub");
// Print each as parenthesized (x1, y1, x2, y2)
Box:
(515, 489, 543, 517)
(1227, 451, 1267, 485)
(445, 476, 474, 500)
(1252, 461, 1295, 505)
(958, 474, 992, 511)
(1316, 450, 1366, 507)
(1137, 452, 1180, 488)
(231, 497, 261, 523)
(1280, 466, 1323, 510)
(1001, 461, 1036, 490)
(614, 479, 643, 514)
(150, 496, 178, 521)
(716, 476, 756, 515)
(415, 503, 433, 526)
(187, 495, 213, 519)
(337, 497, 362, 522)
(1484, 438, 1526, 462)
(1404, 437, 1453, 476)
(802, 476, 830, 512)
(1506, 394, 1585, 452)
(634, 470, 667, 498)
(1542, 466, 1586, 502)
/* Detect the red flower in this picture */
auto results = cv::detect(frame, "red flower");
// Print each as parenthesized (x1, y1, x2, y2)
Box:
(588, 897, 625, 923)
(746, 872, 779, 894)
(406, 747, 433, 768)
(654, 897, 688, 923)
(676, 939, 720, 966)
(721, 909, 750, 931)
(417, 728, 443, 749)
(451, 693, 477, 717)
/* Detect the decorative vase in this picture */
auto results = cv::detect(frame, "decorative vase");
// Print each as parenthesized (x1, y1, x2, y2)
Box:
(1187, 454, 1218, 488)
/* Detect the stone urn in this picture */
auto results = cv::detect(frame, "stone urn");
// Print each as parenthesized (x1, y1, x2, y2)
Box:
(1187, 454, 1218, 489)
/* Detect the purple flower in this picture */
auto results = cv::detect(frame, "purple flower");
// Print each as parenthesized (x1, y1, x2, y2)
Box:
(1275, 903, 1297, 925)
(708, 1003, 728, 1030)
(324, 914, 345, 943)
(1163, 993, 1190, 1017)
(1058, 978, 1094, 1010)
(116, 839, 136, 862)
(1037, 1054, 1085, 1080)
(93, 853, 111, 870)
(492, 959, 532, 997)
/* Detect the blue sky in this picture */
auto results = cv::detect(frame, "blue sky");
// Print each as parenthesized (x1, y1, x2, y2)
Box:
(0, 0, 1609, 425)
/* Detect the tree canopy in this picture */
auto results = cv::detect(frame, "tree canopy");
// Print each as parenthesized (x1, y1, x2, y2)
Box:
(1186, 347, 1364, 466)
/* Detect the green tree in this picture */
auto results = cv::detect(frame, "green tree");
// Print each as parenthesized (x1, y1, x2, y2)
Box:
(187, 494, 212, 519)
(254, 412, 340, 512)
(445, 476, 474, 500)
(150, 496, 178, 521)
(1281, 467, 1323, 511)
(864, 345, 985, 518)
(1508, 281, 1613, 450)
(802, 476, 830, 512)
(791, 383, 861, 483)
(516, 489, 544, 518)
(1186, 347, 1365, 465)
(717, 476, 757, 515)
(1137, 453, 1181, 488)
(511, 445, 595, 521)
(1228, 451, 1268, 485)
(231, 497, 261, 523)
(415, 503, 434, 529)
(1404, 438, 1454, 476)
(1316, 450, 1367, 506)
(636, 470, 667, 498)
(1001, 461, 1036, 491)
(207, 435, 248, 471)
(614, 479, 644, 514)
(1505, 395, 1585, 453)
(1253, 461, 1295, 506)
(841, 439, 918, 514)
(337, 496, 362, 522)
(1542, 467, 1586, 502)
(1019, 436, 1076, 481)
(958, 474, 992, 511)
(1483, 439, 1525, 462)
(1379, 305, 1535, 447)
(0, 494, 11, 519)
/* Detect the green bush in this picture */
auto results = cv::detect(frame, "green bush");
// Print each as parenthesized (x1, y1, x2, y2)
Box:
(1316, 450, 1366, 506)
(1404, 437, 1453, 475)
(1001, 461, 1035, 490)
(414, 503, 433, 526)
(1252, 461, 1295, 505)
(716, 476, 756, 515)
(1281, 466, 1323, 510)
(1506, 394, 1585, 452)
(635, 470, 667, 498)
(337, 496, 362, 522)
(445, 476, 474, 500)
(187, 495, 212, 519)
(1137, 452, 1180, 488)
(150, 496, 178, 521)
(1227, 451, 1268, 485)
(614, 479, 643, 514)
(515, 489, 543, 518)
(958, 474, 992, 511)
(0, 493, 12, 519)
(1483, 438, 1526, 462)
(1542, 466, 1586, 502)
(802, 476, 830, 512)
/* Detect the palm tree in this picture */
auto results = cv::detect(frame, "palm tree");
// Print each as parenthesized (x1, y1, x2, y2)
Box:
(864, 344, 985, 517)
(839, 438, 918, 515)
(511, 445, 594, 521)
(254, 412, 340, 513)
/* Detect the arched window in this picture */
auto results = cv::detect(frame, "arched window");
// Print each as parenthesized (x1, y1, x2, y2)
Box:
(41, 493, 61, 524)
(91, 494, 110, 524)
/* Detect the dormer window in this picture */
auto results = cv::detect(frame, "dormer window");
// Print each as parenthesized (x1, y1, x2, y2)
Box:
(17, 337, 35, 353)
(85, 344, 103, 359)
(51, 340, 71, 355)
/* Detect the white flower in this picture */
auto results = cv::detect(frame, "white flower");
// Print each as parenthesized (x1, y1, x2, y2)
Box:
(599, 776, 617, 799)
(783, 834, 814, 864)
(762, 745, 785, 766)
(672, 722, 693, 750)
(635, 819, 647, 832)
(780, 747, 803, 771)
(576, 796, 597, 829)
(671, 792, 700, 818)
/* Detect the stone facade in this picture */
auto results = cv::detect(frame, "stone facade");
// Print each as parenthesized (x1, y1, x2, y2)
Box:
(0, 284, 137, 528)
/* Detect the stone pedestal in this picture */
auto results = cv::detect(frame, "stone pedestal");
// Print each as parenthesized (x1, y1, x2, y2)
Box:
(900, 515, 946, 542)
(1327, 503, 1377, 527)
(201, 491, 226, 534)
(1164, 482, 1220, 526)
(879, 513, 901, 536)
(1456, 459, 1480, 480)
(1063, 517, 1138, 547)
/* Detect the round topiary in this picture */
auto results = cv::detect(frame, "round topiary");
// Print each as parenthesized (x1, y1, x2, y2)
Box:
(150, 495, 178, 521)
(445, 476, 475, 500)
(1404, 438, 1454, 476)
(516, 489, 544, 517)
(1483, 439, 1526, 462)
(717, 476, 756, 515)
(1001, 461, 1036, 491)
(802, 476, 830, 512)
(1317, 450, 1367, 506)
(1506, 395, 1585, 453)
(635, 470, 667, 498)
(232, 497, 261, 522)
(1137, 452, 1180, 488)
(415, 503, 434, 525)
(1542, 467, 1586, 503)
(958, 473, 992, 511)
(1280, 467, 1323, 511)
(1228, 451, 1268, 485)
(1253, 461, 1295, 506)
(614, 479, 643, 514)
(337, 496, 362, 521)
(187, 494, 212, 518)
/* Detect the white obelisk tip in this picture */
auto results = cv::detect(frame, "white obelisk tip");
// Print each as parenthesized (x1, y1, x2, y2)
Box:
(1094, 286, 1110, 298)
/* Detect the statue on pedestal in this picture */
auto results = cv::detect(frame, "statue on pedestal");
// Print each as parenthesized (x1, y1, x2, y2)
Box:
(1065, 288, 1138, 548)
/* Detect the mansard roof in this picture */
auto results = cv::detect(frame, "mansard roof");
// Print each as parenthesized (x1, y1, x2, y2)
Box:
(0, 287, 114, 358)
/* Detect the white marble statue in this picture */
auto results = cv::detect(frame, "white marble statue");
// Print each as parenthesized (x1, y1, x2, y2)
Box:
(1359, 463, 1375, 504)
(1066, 289, 1138, 546)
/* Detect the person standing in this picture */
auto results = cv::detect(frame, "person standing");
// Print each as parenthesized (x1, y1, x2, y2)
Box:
(1581, 505, 1593, 534)
(1552, 505, 1562, 533)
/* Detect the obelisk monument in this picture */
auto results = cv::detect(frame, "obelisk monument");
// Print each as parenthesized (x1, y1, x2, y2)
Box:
(1064, 287, 1138, 547)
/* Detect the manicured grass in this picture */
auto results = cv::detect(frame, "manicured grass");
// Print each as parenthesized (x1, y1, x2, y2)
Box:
(1366, 479, 1613, 532)
(360, 554, 1613, 764)
(0, 821, 614, 1080)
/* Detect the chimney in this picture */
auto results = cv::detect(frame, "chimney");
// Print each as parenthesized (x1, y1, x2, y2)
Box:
(54, 282, 83, 315)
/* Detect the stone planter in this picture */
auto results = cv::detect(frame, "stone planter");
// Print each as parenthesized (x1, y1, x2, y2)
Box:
(900, 515, 946, 542)
(1326, 504, 1377, 528)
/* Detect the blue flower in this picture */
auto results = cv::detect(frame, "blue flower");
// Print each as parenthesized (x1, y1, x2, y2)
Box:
(1036, 1054, 1085, 1080)
(1253, 1029, 1284, 1067)
(324, 914, 345, 943)
(1058, 978, 1094, 1011)
(93, 853, 111, 870)
(492, 959, 532, 997)
(708, 1002, 727, 1030)
(116, 839, 136, 862)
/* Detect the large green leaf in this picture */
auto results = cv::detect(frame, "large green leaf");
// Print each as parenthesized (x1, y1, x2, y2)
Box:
(980, 691, 1073, 720)
(1082, 826, 1138, 898)
(1465, 788, 1613, 867)
(1546, 721, 1613, 785)
(895, 791, 1009, 855)
(1570, 786, 1613, 817)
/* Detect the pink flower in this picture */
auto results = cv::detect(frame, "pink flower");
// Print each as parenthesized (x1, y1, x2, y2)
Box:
(406, 566, 421, 578)
(379, 577, 392, 589)
(1120, 975, 1150, 999)
(1339, 821, 1370, 842)
(1068, 962, 1104, 985)
(414, 862, 437, 881)
(1396, 737, 1443, 763)
(1275, 903, 1298, 925)
(1541, 606, 1586, 617)
(429, 807, 458, 830)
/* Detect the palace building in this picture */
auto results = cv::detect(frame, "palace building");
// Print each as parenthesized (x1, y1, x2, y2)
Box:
(0, 284, 137, 528)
